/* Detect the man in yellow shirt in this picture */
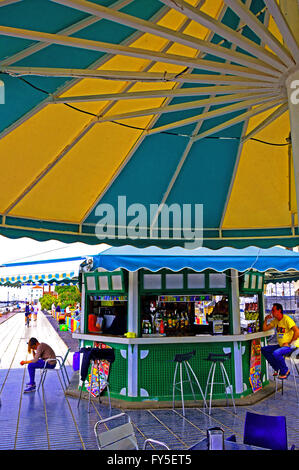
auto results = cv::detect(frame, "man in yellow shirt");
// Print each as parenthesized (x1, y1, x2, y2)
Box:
(262, 303, 299, 379)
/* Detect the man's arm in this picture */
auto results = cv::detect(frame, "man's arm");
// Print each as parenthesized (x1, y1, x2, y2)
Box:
(262, 314, 275, 332)
(20, 345, 43, 366)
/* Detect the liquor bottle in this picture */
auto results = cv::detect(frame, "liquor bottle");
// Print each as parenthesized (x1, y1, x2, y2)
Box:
(180, 312, 185, 330)
(148, 321, 152, 335)
(176, 310, 180, 330)
(143, 320, 148, 335)
(154, 312, 161, 334)
(168, 312, 172, 330)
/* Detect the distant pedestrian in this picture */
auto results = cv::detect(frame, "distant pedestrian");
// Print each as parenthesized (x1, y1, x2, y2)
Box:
(33, 302, 38, 322)
(56, 303, 65, 325)
(65, 304, 71, 317)
(20, 337, 57, 393)
(51, 302, 56, 317)
(25, 302, 30, 327)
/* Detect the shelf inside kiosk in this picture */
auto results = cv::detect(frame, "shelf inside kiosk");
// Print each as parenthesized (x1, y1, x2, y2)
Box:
(240, 294, 260, 334)
(86, 295, 128, 335)
(140, 294, 230, 337)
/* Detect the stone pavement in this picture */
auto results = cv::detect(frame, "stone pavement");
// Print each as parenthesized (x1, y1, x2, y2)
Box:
(0, 311, 299, 452)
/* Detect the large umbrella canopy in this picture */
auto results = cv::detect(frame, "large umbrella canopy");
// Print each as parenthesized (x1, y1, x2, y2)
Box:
(0, 0, 298, 248)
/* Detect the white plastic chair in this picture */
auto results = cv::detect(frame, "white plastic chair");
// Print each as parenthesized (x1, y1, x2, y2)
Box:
(38, 348, 71, 391)
(94, 412, 170, 450)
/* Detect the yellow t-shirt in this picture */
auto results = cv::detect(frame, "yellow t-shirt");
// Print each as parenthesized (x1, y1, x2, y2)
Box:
(270, 315, 299, 347)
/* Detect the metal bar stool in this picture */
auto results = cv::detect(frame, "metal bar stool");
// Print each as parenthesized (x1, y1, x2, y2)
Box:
(172, 350, 207, 416)
(204, 352, 237, 415)
(274, 348, 299, 401)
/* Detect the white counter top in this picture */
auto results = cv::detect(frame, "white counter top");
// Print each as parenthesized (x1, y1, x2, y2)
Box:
(73, 329, 274, 345)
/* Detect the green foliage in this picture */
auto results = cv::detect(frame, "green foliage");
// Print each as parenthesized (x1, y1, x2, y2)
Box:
(54, 285, 81, 310)
(39, 285, 81, 311)
(40, 294, 56, 311)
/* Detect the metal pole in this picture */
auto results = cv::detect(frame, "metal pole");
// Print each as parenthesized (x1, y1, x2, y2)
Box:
(282, 0, 299, 229)
(230, 269, 240, 335)
(127, 271, 139, 398)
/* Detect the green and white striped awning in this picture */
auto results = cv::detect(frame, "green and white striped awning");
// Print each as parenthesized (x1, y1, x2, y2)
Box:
(0, 271, 77, 286)
(0, 256, 83, 286)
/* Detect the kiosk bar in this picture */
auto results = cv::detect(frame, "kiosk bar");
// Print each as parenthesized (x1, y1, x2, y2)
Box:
(73, 246, 299, 406)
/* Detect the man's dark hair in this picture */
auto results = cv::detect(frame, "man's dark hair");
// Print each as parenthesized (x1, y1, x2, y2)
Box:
(273, 303, 283, 313)
(28, 337, 39, 353)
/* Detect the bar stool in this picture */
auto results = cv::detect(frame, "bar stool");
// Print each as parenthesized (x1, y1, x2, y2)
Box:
(204, 352, 237, 415)
(172, 350, 207, 416)
(274, 348, 299, 402)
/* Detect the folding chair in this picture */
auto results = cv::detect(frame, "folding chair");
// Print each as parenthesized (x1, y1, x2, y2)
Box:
(38, 348, 71, 391)
(94, 413, 170, 450)
(87, 359, 111, 414)
(78, 353, 115, 413)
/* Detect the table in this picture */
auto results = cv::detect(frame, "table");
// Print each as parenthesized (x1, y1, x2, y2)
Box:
(189, 437, 268, 451)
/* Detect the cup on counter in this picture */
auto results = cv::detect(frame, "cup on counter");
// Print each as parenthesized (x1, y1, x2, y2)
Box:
(124, 332, 136, 338)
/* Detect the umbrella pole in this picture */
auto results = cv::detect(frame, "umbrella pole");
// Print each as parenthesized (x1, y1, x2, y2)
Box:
(284, 0, 299, 229)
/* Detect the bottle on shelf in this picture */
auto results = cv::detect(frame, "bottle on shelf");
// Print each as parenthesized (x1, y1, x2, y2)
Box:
(180, 312, 185, 330)
(159, 316, 165, 335)
(168, 312, 172, 330)
(176, 310, 180, 330)
(154, 312, 161, 334)
(142, 320, 149, 335)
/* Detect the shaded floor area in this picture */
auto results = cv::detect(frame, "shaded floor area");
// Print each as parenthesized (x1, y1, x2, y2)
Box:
(0, 311, 299, 450)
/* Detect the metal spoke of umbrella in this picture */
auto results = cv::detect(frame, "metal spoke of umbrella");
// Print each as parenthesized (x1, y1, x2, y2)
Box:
(51, 84, 280, 104)
(0, 66, 278, 88)
(51, 0, 285, 75)
(0, 25, 281, 82)
(223, 0, 299, 65)
(147, 96, 285, 136)
(160, 0, 296, 67)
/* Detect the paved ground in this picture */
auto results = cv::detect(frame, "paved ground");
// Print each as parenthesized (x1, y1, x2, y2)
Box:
(0, 311, 299, 453)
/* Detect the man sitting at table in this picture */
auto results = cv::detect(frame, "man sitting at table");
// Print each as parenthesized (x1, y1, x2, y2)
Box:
(262, 303, 299, 379)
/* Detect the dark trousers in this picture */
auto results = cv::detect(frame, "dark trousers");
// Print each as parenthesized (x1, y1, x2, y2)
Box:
(28, 359, 56, 385)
